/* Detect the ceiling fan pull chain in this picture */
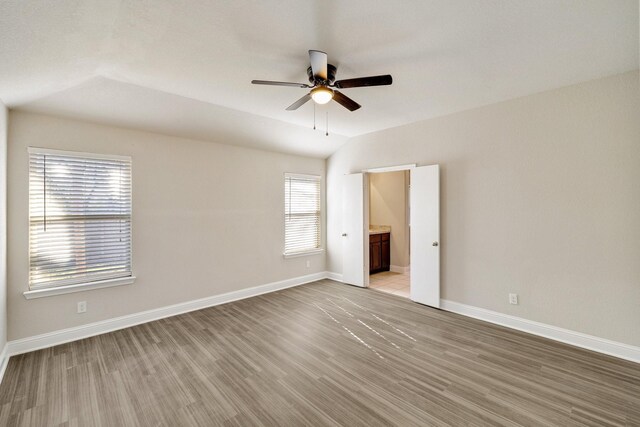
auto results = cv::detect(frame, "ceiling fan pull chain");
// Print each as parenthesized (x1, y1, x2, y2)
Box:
(326, 111, 329, 136)
(313, 103, 316, 130)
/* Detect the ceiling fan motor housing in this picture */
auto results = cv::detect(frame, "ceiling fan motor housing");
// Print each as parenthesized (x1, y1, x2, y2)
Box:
(307, 64, 337, 84)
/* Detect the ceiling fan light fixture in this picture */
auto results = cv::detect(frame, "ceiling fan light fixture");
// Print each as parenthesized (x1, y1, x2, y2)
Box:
(311, 86, 334, 104)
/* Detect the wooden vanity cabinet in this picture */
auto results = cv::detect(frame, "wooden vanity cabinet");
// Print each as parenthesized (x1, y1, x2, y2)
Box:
(370, 233, 390, 274)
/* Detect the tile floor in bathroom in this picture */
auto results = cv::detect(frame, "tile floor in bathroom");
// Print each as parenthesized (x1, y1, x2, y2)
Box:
(368, 271, 410, 298)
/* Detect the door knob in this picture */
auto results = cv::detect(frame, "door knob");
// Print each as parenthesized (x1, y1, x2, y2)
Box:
(432, 241, 439, 247)
(342, 233, 348, 237)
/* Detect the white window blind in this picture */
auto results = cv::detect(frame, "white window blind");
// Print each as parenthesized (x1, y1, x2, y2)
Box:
(28, 148, 132, 290)
(284, 174, 321, 255)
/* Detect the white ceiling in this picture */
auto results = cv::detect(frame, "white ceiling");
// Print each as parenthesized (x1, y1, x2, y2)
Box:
(1, 0, 638, 158)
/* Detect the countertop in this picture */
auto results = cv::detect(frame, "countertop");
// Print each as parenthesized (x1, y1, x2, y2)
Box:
(369, 225, 391, 235)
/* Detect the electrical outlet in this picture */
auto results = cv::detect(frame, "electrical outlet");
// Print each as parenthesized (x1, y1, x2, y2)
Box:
(509, 293, 518, 305)
(306, 260, 311, 268)
(77, 301, 87, 314)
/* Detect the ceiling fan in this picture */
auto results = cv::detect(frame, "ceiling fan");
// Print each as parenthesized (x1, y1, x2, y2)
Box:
(251, 50, 392, 112)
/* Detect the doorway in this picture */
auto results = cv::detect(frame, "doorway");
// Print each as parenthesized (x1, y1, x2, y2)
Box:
(341, 164, 440, 308)
(367, 170, 411, 298)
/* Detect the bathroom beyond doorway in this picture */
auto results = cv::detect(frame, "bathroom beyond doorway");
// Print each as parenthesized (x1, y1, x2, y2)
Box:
(368, 170, 410, 297)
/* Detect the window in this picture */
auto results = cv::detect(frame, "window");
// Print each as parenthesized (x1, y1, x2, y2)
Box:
(28, 148, 132, 293)
(284, 173, 321, 256)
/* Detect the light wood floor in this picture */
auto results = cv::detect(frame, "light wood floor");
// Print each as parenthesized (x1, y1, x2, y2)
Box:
(0, 280, 638, 426)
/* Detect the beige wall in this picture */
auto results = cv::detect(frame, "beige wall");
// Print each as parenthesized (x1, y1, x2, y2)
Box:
(369, 171, 409, 268)
(327, 71, 640, 346)
(7, 111, 326, 340)
(0, 101, 6, 350)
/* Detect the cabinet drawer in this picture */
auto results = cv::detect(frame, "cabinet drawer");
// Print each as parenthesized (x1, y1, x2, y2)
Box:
(381, 232, 390, 241)
(370, 234, 381, 243)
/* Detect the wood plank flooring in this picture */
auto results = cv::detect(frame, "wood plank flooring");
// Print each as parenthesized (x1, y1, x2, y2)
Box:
(0, 279, 638, 426)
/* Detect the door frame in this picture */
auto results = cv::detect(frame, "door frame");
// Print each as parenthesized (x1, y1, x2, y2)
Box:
(361, 164, 416, 288)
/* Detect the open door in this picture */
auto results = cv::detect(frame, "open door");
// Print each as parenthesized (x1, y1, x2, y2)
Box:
(342, 173, 367, 287)
(410, 165, 440, 307)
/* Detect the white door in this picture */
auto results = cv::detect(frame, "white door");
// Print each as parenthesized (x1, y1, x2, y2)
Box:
(342, 173, 367, 287)
(410, 165, 440, 307)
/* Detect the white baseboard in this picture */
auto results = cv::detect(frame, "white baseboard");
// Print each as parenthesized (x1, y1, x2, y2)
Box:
(390, 265, 410, 274)
(5, 271, 328, 359)
(325, 271, 344, 282)
(3, 274, 636, 386)
(440, 299, 640, 364)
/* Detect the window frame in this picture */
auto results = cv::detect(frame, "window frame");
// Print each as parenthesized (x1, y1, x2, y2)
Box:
(24, 147, 136, 299)
(283, 173, 323, 258)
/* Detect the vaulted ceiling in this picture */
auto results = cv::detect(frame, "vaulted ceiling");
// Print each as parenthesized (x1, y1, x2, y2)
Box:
(1, 0, 637, 157)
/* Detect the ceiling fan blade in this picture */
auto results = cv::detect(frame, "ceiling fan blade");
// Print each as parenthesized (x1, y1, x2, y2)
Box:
(333, 74, 393, 89)
(286, 93, 312, 111)
(252, 80, 310, 88)
(333, 90, 361, 111)
(309, 50, 328, 80)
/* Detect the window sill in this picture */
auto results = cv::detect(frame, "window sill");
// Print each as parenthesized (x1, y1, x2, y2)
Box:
(283, 248, 324, 259)
(23, 276, 136, 300)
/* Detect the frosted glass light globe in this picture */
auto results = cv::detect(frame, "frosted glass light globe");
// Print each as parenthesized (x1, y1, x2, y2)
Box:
(311, 87, 334, 104)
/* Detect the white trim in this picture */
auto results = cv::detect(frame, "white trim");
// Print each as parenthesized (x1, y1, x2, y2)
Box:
(4, 276, 636, 385)
(23, 276, 136, 299)
(390, 265, 410, 274)
(6, 272, 328, 357)
(440, 299, 640, 364)
(27, 146, 131, 162)
(0, 344, 8, 384)
(326, 271, 344, 282)
(362, 164, 416, 173)
(283, 248, 324, 258)
(284, 172, 321, 181)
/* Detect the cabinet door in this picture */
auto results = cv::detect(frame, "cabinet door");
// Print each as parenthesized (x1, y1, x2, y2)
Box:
(381, 239, 390, 271)
(370, 241, 382, 272)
